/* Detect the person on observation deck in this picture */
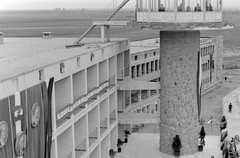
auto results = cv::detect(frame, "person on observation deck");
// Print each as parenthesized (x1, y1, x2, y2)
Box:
(186, 6, 191, 11)
(194, 4, 201, 11)
(207, 3, 213, 11)
(159, 4, 165, 12)
(178, 3, 183, 11)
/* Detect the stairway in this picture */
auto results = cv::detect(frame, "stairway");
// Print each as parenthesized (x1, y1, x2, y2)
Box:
(74, 0, 130, 45)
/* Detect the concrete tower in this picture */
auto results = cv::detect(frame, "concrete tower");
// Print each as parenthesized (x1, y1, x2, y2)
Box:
(127, 0, 234, 156)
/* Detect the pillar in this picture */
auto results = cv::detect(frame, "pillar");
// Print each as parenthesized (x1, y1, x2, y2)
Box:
(159, 31, 200, 155)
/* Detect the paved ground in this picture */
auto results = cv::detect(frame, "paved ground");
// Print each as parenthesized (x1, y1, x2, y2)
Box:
(115, 134, 222, 158)
(116, 77, 240, 158)
(223, 86, 240, 151)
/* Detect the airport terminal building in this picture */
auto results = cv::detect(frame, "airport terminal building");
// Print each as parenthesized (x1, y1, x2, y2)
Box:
(0, 32, 223, 158)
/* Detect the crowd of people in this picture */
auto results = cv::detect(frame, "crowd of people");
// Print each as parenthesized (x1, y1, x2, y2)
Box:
(156, 3, 214, 12)
(220, 116, 239, 158)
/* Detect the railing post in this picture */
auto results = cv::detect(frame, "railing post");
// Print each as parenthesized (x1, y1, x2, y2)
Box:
(203, 0, 206, 22)
(148, 0, 151, 23)
(174, 0, 178, 23)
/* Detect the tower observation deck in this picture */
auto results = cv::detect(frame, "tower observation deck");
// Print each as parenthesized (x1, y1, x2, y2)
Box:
(127, 0, 234, 157)
(128, 0, 234, 30)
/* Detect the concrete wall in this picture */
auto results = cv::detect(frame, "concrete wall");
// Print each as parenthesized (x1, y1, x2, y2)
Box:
(159, 31, 199, 155)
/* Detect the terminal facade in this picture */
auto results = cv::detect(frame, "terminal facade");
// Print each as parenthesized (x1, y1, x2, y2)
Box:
(0, 32, 223, 158)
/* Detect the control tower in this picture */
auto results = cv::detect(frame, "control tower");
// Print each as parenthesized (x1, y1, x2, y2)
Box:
(127, 0, 233, 156)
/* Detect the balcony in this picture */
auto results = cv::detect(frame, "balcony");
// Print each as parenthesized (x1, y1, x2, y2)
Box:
(100, 118, 108, 135)
(109, 109, 117, 125)
(109, 75, 116, 89)
(137, 11, 222, 23)
(88, 127, 98, 147)
(75, 139, 87, 158)
(132, 93, 159, 112)
(136, 0, 223, 23)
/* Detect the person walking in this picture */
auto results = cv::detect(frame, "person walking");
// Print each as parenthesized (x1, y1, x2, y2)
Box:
(229, 103, 233, 113)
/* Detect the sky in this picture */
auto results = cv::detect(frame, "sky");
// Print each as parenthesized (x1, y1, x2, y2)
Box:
(0, 0, 240, 10)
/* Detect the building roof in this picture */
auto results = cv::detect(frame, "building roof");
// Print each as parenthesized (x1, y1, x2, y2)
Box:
(130, 37, 217, 55)
(0, 37, 127, 82)
(130, 38, 159, 54)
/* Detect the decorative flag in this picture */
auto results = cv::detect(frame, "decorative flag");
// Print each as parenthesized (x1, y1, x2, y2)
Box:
(43, 77, 54, 158)
(208, 117, 212, 124)
(27, 84, 45, 158)
(197, 51, 202, 120)
(0, 97, 15, 158)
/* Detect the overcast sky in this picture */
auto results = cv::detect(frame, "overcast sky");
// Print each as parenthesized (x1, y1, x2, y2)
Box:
(1, 0, 240, 10)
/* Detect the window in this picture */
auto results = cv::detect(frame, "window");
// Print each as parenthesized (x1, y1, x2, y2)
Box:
(144, 53, 147, 58)
(131, 66, 135, 78)
(213, 45, 215, 54)
(135, 55, 138, 60)
(151, 61, 154, 72)
(39, 69, 44, 81)
(60, 63, 65, 73)
(155, 60, 158, 71)
(142, 63, 145, 75)
(201, 48, 203, 57)
(90, 53, 94, 61)
(208, 60, 210, 70)
(146, 62, 149, 74)
(77, 57, 81, 67)
(153, 51, 156, 56)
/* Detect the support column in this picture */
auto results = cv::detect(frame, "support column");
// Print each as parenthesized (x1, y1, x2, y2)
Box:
(159, 31, 200, 155)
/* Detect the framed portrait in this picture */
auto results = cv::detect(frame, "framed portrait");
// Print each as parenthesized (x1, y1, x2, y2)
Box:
(31, 103, 41, 127)
(15, 132, 26, 156)
(0, 121, 8, 148)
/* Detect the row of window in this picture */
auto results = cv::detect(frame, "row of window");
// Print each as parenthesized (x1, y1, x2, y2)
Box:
(201, 45, 214, 57)
(134, 51, 158, 61)
(202, 60, 214, 72)
(131, 59, 160, 78)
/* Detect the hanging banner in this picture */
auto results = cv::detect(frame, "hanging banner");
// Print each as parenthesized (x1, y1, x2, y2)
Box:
(0, 98, 15, 158)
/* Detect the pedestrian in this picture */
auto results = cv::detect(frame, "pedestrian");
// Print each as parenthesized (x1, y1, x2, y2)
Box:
(220, 116, 227, 131)
(199, 126, 206, 140)
(229, 103, 232, 112)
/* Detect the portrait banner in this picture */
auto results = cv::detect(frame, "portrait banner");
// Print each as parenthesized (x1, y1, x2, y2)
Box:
(0, 98, 15, 158)
(27, 84, 45, 158)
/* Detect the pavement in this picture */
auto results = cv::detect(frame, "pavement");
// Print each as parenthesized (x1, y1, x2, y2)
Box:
(223, 86, 240, 151)
(114, 86, 240, 158)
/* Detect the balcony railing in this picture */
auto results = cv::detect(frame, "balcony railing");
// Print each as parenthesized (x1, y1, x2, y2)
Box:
(109, 75, 116, 89)
(137, 11, 222, 23)
(87, 87, 98, 105)
(100, 118, 108, 135)
(123, 97, 130, 112)
(141, 90, 149, 100)
(136, 0, 223, 23)
(150, 90, 157, 96)
(109, 109, 117, 125)
(88, 127, 98, 147)
(75, 138, 87, 158)
(99, 81, 109, 96)
(117, 67, 130, 81)
(131, 92, 139, 104)
(132, 70, 160, 81)
(132, 93, 159, 112)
